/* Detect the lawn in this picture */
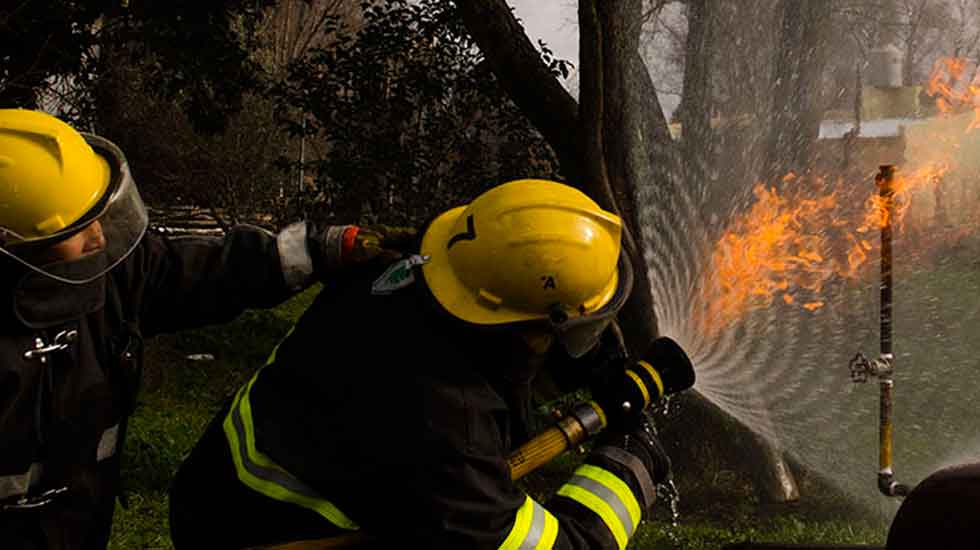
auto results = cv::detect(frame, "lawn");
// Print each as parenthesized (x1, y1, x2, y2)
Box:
(108, 284, 888, 549)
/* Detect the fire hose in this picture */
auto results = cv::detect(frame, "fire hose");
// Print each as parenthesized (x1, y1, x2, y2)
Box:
(268, 336, 696, 549)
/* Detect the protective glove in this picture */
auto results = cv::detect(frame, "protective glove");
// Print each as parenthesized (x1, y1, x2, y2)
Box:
(346, 225, 419, 264)
(588, 410, 671, 515)
(309, 223, 418, 272)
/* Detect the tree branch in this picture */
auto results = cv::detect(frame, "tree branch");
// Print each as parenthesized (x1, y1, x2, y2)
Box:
(577, 0, 613, 210)
(454, 0, 582, 182)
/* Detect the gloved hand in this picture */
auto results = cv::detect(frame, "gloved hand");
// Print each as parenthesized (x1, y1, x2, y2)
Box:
(309, 223, 418, 271)
(589, 410, 671, 515)
(346, 225, 418, 264)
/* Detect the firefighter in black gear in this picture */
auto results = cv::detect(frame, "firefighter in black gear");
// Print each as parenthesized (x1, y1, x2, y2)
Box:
(170, 179, 674, 549)
(0, 109, 413, 550)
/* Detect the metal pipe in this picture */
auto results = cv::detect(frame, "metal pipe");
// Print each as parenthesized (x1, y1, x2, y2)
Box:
(875, 165, 909, 498)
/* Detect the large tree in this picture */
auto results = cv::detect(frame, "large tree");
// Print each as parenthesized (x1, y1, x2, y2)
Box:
(456, 0, 805, 504)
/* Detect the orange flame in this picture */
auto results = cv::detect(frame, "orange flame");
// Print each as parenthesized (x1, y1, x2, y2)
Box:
(927, 57, 980, 130)
(701, 182, 844, 330)
(693, 58, 976, 336)
(698, 164, 948, 335)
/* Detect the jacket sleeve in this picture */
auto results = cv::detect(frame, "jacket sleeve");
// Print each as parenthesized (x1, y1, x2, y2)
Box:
(398, 385, 652, 550)
(422, 454, 650, 550)
(122, 222, 316, 337)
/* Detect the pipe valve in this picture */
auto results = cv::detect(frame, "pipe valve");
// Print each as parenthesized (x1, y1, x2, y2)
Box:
(849, 352, 893, 383)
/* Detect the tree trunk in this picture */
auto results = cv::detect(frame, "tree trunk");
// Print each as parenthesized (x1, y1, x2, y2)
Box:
(593, 0, 665, 353)
(454, 1, 582, 182)
(764, 0, 832, 181)
(678, 0, 714, 199)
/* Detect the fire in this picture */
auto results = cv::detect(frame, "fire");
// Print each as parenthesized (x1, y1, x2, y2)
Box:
(698, 165, 948, 335)
(693, 58, 974, 336)
(927, 57, 980, 130)
(701, 181, 846, 330)
(856, 164, 947, 235)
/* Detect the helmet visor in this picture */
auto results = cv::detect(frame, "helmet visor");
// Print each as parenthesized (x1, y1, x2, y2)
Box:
(1, 152, 147, 285)
(553, 252, 634, 358)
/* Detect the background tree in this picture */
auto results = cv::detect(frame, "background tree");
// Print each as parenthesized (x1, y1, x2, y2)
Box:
(1, 1, 278, 132)
(255, 0, 365, 77)
(277, 0, 562, 227)
(764, 0, 835, 182)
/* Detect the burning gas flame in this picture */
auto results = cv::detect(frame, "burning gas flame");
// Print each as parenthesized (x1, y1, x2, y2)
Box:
(699, 165, 947, 335)
(694, 58, 974, 336)
(927, 57, 980, 130)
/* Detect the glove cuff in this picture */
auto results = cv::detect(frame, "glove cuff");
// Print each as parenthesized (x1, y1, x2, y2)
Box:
(314, 224, 358, 271)
(277, 221, 315, 290)
(592, 445, 658, 511)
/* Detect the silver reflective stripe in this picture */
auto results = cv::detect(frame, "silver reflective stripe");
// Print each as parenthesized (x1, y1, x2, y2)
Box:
(567, 474, 636, 538)
(320, 225, 351, 271)
(0, 463, 43, 500)
(277, 222, 314, 290)
(229, 396, 329, 501)
(521, 499, 547, 549)
(97, 424, 120, 461)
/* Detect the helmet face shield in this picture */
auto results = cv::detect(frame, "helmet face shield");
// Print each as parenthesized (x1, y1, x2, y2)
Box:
(553, 252, 634, 358)
(1, 137, 148, 285)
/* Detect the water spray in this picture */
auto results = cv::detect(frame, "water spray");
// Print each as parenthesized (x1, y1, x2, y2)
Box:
(848, 165, 911, 498)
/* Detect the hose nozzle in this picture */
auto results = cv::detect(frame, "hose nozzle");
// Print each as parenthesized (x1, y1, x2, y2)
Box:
(507, 337, 695, 480)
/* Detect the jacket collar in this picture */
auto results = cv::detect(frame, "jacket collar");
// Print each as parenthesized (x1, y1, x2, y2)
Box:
(12, 257, 106, 328)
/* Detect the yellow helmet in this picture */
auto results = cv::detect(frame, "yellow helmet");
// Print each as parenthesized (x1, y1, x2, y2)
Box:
(0, 109, 111, 244)
(421, 179, 633, 357)
(0, 109, 148, 284)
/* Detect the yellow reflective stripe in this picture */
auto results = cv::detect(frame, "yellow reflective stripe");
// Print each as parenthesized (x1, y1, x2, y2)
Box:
(575, 464, 641, 531)
(537, 510, 559, 550)
(625, 370, 650, 407)
(233, 371, 358, 530)
(556, 484, 628, 550)
(498, 495, 559, 550)
(223, 331, 358, 532)
(636, 360, 664, 398)
(265, 326, 295, 365)
(556, 464, 642, 550)
(498, 496, 535, 550)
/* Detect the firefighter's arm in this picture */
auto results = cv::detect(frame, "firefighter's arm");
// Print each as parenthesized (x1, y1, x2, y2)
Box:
(129, 222, 415, 336)
(544, 413, 670, 549)
(404, 416, 668, 550)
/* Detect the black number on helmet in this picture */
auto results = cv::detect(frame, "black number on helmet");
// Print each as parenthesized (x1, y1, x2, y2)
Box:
(447, 215, 477, 249)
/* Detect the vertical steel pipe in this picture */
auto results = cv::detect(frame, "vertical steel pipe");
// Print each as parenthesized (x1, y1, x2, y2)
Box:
(875, 165, 909, 497)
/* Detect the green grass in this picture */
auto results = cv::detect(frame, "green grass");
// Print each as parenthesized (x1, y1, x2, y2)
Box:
(109, 281, 889, 549)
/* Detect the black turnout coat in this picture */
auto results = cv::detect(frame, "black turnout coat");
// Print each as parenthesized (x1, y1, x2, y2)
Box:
(0, 225, 304, 550)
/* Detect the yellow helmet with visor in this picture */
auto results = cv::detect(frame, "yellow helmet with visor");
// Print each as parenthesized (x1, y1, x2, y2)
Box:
(0, 109, 148, 284)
